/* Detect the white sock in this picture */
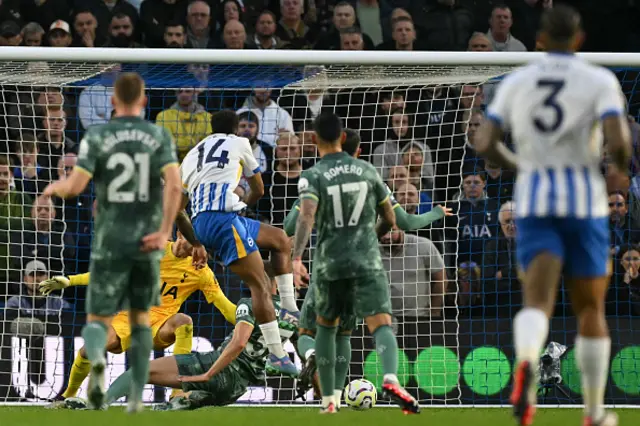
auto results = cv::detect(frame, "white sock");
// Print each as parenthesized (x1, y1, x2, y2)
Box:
(514, 307, 549, 364)
(383, 373, 399, 384)
(259, 321, 287, 358)
(333, 389, 342, 408)
(576, 336, 610, 422)
(322, 395, 335, 408)
(275, 274, 298, 312)
(305, 349, 315, 360)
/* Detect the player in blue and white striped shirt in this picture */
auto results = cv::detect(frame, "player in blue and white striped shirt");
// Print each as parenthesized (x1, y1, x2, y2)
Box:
(181, 110, 298, 378)
(476, 6, 631, 426)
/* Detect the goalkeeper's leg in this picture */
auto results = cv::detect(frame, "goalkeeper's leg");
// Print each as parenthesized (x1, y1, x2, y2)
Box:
(154, 313, 194, 398)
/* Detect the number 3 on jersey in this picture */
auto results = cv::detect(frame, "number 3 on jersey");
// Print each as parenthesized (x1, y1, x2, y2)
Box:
(327, 182, 368, 227)
(534, 79, 565, 133)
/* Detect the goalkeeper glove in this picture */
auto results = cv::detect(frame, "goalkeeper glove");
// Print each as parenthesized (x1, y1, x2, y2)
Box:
(39, 276, 70, 295)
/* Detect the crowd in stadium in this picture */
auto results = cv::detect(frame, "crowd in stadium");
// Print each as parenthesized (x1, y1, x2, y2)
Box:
(1, 0, 640, 334)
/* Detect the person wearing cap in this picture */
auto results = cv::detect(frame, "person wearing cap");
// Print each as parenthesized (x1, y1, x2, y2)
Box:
(5, 260, 71, 318)
(22, 22, 45, 46)
(48, 19, 72, 47)
(0, 20, 22, 46)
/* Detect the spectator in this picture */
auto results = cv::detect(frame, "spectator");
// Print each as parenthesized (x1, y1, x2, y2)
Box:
(140, 0, 188, 48)
(217, 0, 244, 32)
(401, 141, 434, 194)
(315, 2, 373, 50)
(459, 85, 484, 111)
(386, 164, 409, 193)
(418, 0, 473, 51)
(340, 26, 365, 50)
(463, 109, 484, 166)
(395, 181, 419, 214)
(454, 261, 483, 317)
(376, 16, 419, 51)
(5, 87, 64, 144)
(467, 31, 492, 51)
(5, 260, 71, 316)
(13, 138, 50, 197)
(38, 106, 75, 169)
(354, 0, 392, 47)
(78, 66, 126, 130)
(10, 195, 75, 276)
(265, 131, 302, 225)
(486, 4, 526, 52)
(186, 0, 216, 49)
(87, 0, 139, 42)
(0, 21, 22, 46)
(454, 167, 500, 264)
(163, 21, 187, 48)
(22, 22, 45, 46)
(19, 0, 68, 33)
(296, 128, 317, 167)
(484, 159, 514, 203)
(610, 191, 640, 255)
(72, 10, 106, 48)
(236, 89, 294, 146)
(379, 225, 447, 321)
(277, 0, 313, 49)
(249, 10, 284, 49)
(221, 19, 248, 49)
(616, 245, 640, 315)
(237, 111, 273, 180)
(106, 12, 142, 48)
(155, 88, 212, 160)
(0, 156, 31, 292)
(483, 201, 520, 315)
(278, 68, 332, 129)
(47, 20, 72, 47)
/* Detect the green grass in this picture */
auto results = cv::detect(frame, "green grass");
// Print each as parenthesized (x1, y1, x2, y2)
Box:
(1, 407, 639, 426)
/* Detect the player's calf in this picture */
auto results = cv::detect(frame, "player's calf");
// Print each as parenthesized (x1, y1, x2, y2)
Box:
(257, 223, 298, 313)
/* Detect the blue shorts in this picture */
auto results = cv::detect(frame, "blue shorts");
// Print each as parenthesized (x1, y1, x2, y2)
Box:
(516, 217, 610, 279)
(193, 212, 261, 266)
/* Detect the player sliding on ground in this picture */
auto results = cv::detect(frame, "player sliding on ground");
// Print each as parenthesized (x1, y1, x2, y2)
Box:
(285, 128, 452, 401)
(180, 110, 299, 377)
(40, 233, 237, 407)
(292, 112, 420, 414)
(65, 273, 297, 411)
(475, 6, 632, 426)
(43, 72, 185, 412)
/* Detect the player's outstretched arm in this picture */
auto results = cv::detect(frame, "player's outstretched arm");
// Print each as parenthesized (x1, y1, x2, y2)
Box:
(603, 115, 632, 173)
(175, 211, 207, 268)
(42, 168, 92, 199)
(375, 198, 396, 239)
(292, 198, 316, 287)
(38, 273, 90, 295)
(474, 121, 518, 170)
(395, 204, 453, 231)
(245, 173, 265, 207)
(179, 322, 253, 383)
(201, 270, 238, 325)
(283, 200, 300, 237)
(142, 164, 183, 252)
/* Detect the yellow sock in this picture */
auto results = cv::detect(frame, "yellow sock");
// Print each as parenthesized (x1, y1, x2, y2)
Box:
(62, 351, 92, 398)
(169, 324, 193, 398)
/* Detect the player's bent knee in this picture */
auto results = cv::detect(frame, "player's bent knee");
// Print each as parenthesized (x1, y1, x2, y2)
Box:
(365, 313, 392, 333)
(172, 313, 193, 327)
(299, 328, 315, 337)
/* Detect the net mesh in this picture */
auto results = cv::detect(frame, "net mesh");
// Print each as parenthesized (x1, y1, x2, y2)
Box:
(0, 61, 639, 407)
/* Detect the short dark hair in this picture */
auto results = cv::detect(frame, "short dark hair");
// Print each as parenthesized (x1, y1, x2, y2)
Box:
(313, 112, 343, 144)
(342, 128, 360, 156)
(114, 72, 145, 106)
(0, 156, 9, 167)
(340, 26, 362, 36)
(112, 12, 130, 22)
(391, 15, 413, 30)
(491, 4, 511, 13)
(258, 9, 276, 22)
(165, 21, 185, 31)
(211, 110, 239, 134)
(540, 4, 581, 43)
(462, 165, 486, 182)
(237, 110, 260, 125)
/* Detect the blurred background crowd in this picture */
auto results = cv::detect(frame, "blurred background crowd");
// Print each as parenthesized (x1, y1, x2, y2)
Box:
(1, 0, 640, 339)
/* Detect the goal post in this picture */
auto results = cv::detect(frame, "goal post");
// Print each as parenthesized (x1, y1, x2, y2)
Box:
(0, 47, 638, 407)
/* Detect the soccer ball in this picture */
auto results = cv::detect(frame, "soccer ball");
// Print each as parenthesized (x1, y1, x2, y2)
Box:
(344, 378, 377, 410)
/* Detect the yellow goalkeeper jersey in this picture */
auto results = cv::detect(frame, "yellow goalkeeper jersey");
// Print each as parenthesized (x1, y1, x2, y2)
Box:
(69, 241, 236, 324)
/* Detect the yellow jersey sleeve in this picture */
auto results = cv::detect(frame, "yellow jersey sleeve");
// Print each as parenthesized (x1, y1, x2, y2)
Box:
(199, 267, 237, 325)
(69, 272, 90, 286)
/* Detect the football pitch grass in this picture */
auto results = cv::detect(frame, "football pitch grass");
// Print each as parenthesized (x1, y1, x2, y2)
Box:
(2, 406, 639, 426)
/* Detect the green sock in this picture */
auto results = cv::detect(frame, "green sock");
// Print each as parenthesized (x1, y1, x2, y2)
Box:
(334, 334, 351, 391)
(128, 325, 153, 404)
(81, 322, 107, 364)
(315, 324, 337, 398)
(372, 325, 398, 376)
(297, 334, 316, 360)
(105, 370, 133, 405)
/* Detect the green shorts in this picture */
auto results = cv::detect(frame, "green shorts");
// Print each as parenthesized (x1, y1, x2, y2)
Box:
(314, 271, 391, 322)
(175, 351, 248, 406)
(86, 254, 161, 316)
(300, 283, 357, 333)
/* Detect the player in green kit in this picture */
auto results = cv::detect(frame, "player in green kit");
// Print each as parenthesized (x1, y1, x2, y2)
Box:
(43, 73, 184, 413)
(292, 113, 420, 414)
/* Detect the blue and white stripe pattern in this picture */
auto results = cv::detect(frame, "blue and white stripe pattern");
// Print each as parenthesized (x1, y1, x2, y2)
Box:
(514, 165, 608, 219)
(190, 182, 233, 216)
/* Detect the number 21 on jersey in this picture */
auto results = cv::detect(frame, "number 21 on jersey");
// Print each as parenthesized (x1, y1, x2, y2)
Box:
(327, 182, 368, 227)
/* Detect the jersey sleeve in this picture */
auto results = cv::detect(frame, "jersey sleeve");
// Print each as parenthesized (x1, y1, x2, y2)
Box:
(298, 170, 320, 203)
(157, 128, 179, 172)
(234, 299, 255, 326)
(75, 129, 98, 177)
(384, 183, 399, 209)
(596, 71, 627, 120)
(283, 199, 301, 237)
(199, 267, 237, 325)
(486, 75, 516, 130)
(240, 137, 261, 178)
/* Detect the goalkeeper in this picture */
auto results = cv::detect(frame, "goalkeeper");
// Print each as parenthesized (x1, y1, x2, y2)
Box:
(66, 273, 297, 411)
(41, 233, 237, 405)
(287, 129, 452, 399)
